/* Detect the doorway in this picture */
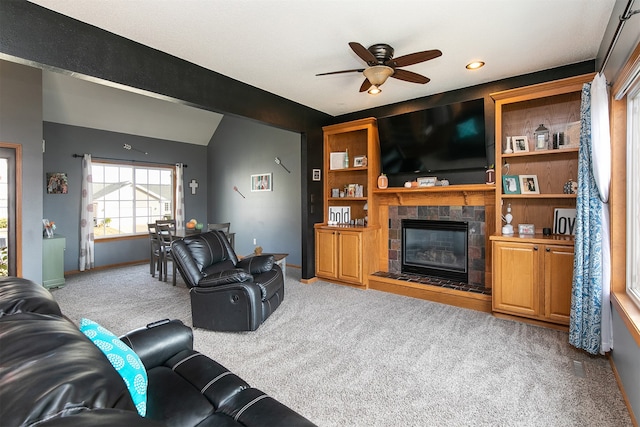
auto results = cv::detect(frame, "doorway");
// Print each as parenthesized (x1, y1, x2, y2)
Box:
(0, 144, 21, 276)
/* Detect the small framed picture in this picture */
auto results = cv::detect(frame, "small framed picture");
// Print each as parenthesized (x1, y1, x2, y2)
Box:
(312, 169, 321, 181)
(502, 175, 521, 194)
(251, 173, 272, 192)
(353, 155, 366, 167)
(512, 136, 529, 153)
(46, 172, 68, 194)
(519, 174, 540, 194)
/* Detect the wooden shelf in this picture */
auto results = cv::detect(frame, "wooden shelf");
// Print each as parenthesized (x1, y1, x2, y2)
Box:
(373, 183, 495, 194)
(502, 147, 579, 158)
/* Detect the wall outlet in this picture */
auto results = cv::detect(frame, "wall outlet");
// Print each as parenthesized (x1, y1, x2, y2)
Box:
(253, 238, 257, 245)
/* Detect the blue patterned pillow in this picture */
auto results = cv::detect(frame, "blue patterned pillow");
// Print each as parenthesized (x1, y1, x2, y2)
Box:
(79, 318, 147, 416)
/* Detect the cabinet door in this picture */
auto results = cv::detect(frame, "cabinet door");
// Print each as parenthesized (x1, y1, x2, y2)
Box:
(337, 231, 362, 284)
(493, 241, 540, 317)
(315, 229, 337, 279)
(544, 244, 574, 324)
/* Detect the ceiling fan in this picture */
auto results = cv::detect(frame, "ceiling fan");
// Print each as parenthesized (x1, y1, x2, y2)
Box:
(317, 42, 442, 94)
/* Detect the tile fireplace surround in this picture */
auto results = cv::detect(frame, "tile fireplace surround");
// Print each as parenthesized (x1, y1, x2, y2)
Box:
(370, 185, 496, 298)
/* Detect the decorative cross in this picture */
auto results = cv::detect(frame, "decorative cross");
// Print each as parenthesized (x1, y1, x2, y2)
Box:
(189, 179, 199, 195)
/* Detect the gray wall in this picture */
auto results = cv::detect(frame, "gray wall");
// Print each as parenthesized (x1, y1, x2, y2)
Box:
(207, 115, 302, 266)
(0, 60, 43, 282)
(42, 122, 208, 272)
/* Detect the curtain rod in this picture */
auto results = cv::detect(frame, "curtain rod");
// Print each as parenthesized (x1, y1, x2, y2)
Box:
(599, 0, 639, 74)
(72, 154, 187, 168)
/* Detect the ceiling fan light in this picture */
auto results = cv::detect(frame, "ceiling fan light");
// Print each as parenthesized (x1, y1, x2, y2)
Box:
(368, 86, 382, 95)
(363, 65, 394, 86)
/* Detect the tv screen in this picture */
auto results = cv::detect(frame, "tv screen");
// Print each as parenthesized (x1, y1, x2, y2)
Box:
(378, 98, 487, 175)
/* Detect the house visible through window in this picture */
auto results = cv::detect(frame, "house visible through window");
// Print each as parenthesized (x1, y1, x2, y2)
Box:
(92, 162, 174, 237)
(627, 77, 640, 307)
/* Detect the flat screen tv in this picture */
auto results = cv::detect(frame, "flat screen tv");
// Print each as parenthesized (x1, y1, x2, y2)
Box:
(378, 98, 487, 176)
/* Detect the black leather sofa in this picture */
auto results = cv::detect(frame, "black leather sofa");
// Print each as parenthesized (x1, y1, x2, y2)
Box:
(171, 230, 284, 331)
(0, 276, 316, 427)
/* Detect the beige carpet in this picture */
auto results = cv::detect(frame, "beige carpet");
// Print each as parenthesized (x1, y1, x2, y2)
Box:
(52, 264, 632, 427)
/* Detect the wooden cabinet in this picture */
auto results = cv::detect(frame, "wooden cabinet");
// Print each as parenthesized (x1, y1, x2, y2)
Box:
(315, 227, 377, 287)
(43, 235, 66, 289)
(492, 237, 573, 326)
(315, 117, 381, 288)
(489, 74, 593, 328)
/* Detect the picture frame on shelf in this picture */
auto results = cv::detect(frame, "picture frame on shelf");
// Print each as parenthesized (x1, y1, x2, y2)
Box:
(519, 174, 540, 194)
(512, 136, 529, 153)
(329, 152, 347, 170)
(353, 155, 366, 167)
(502, 175, 521, 194)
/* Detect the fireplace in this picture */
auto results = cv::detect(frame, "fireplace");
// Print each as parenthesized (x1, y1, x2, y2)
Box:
(401, 219, 468, 283)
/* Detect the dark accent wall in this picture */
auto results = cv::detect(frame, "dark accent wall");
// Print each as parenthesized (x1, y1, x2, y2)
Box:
(42, 122, 208, 272)
(0, 60, 43, 282)
(0, 0, 331, 279)
(207, 115, 302, 265)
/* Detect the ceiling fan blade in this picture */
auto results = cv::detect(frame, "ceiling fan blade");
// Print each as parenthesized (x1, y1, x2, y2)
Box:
(349, 42, 377, 65)
(388, 49, 442, 68)
(359, 79, 372, 92)
(316, 68, 365, 76)
(391, 69, 431, 84)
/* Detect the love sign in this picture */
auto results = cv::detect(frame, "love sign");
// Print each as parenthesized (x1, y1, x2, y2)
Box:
(553, 208, 576, 235)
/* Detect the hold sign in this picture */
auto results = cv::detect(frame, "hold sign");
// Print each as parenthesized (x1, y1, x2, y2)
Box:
(553, 208, 576, 235)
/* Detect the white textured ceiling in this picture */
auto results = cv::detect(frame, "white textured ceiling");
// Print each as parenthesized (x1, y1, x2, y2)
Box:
(29, 0, 616, 145)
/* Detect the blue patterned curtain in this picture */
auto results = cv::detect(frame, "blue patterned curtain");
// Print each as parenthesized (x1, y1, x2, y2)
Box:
(569, 75, 612, 355)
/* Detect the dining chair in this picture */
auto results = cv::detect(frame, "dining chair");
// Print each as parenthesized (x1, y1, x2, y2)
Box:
(207, 222, 235, 249)
(156, 221, 178, 285)
(147, 223, 163, 279)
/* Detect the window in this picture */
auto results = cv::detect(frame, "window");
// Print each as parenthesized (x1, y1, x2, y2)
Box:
(627, 80, 640, 307)
(92, 162, 174, 238)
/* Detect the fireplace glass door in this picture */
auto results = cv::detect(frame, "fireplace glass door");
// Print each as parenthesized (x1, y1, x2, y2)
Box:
(402, 219, 468, 282)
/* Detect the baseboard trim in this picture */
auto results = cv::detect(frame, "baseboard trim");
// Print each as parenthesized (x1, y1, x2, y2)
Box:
(65, 260, 147, 276)
(367, 275, 492, 313)
(609, 354, 639, 427)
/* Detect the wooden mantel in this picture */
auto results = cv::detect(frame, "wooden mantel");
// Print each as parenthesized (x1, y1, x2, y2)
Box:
(372, 184, 495, 209)
(367, 184, 496, 313)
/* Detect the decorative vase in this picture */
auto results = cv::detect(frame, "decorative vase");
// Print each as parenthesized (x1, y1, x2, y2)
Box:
(377, 173, 388, 189)
(504, 137, 513, 154)
(563, 179, 578, 194)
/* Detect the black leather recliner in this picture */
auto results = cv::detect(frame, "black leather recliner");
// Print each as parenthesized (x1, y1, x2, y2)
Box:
(171, 230, 284, 331)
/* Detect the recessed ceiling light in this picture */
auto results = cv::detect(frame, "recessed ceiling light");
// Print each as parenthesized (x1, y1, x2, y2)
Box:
(466, 61, 485, 70)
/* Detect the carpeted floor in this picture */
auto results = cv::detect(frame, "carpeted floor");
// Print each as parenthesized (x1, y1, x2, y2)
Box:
(52, 264, 632, 427)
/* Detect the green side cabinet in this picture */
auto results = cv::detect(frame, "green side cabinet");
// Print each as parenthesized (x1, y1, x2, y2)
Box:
(43, 235, 66, 289)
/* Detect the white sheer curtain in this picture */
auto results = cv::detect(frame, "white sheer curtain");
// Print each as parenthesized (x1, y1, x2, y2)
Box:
(79, 154, 94, 271)
(175, 163, 185, 231)
(591, 72, 612, 353)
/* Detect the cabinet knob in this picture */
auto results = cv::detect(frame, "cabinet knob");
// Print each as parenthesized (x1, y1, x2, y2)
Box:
(534, 246, 538, 251)
(546, 247, 550, 252)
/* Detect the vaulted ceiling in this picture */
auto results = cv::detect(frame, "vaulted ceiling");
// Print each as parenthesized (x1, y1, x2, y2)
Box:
(29, 0, 617, 145)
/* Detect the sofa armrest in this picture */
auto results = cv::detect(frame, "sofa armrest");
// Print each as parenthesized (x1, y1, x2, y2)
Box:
(236, 254, 275, 274)
(198, 268, 253, 287)
(120, 319, 193, 369)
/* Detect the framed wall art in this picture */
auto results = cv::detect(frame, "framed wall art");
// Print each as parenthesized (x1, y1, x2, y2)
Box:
(46, 172, 68, 194)
(251, 173, 272, 192)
